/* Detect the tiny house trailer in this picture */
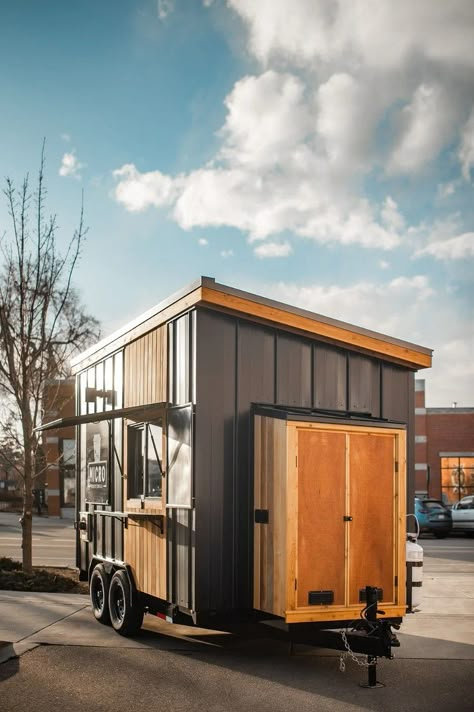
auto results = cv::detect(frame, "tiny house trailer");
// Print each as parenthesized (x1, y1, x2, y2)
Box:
(38, 277, 432, 681)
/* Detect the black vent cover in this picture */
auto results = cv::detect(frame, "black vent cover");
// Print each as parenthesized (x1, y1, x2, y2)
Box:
(308, 590, 334, 605)
(254, 509, 269, 524)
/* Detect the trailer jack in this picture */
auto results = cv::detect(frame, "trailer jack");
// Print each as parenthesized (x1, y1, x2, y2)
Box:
(285, 586, 400, 688)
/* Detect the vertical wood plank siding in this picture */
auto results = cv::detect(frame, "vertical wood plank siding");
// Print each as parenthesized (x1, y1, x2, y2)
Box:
(253, 415, 287, 616)
(124, 326, 167, 407)
(194, 308, 415, 613)
(122, 326, 168, 599)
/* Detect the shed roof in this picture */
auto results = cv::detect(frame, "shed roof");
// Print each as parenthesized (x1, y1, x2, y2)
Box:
(71, 276, 432, 372)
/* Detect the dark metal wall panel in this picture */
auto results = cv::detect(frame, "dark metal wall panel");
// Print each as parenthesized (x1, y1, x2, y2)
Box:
(235, 321, 276, 607)
(313, 344, 347, 410)
(381, 365, 409, 422)
(381, 364, 414, 513)
(276, 333, 312, 407)
(194, 310, 237, 611)
(175, 509, 194, 609)
(348, 354, 381, 417)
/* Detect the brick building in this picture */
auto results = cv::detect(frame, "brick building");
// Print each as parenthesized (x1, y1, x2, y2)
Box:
(42, 378, 76, 517)
(415, 379, 474, 504)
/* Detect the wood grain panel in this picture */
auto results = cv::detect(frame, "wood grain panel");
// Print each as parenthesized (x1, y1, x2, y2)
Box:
(348, 432, 395, 604)
(124, 517, 167, 599)
(253, 415, 288, 616)
(124, 326, 167, 408)
(297, 430, 346, 607)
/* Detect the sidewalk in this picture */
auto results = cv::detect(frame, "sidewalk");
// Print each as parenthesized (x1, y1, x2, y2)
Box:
(1, 546, 473, 666)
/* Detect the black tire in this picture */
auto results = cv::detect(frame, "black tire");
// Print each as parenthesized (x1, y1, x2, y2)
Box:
(108, 569, 144, 636)
(433, 532, 447, 539)
(90, 563, 111, 625)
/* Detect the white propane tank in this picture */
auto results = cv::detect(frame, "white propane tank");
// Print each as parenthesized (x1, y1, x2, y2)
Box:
(406, 536, 423, 611)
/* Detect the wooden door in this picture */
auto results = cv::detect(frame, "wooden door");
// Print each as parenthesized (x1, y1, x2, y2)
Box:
(294, 423, 403, 613)
(348, 431, 396, 604)
(297, 429, 346, 607)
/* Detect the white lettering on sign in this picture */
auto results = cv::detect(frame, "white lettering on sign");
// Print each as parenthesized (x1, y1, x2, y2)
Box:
(88, 461, 108, 488)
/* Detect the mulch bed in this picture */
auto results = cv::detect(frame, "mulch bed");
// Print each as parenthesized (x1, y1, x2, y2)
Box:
(0, 557, 88, 594)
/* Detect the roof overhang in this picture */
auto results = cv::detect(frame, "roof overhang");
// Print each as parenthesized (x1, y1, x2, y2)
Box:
(35, 403, 168, 432)
(71, 277, 433, 373)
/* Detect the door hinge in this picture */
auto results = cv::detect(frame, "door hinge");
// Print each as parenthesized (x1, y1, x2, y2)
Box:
(295, 454, 298, 467)
(295, 578, 297, 591)
(395, 461, 399, 473)
(394, 575, 398, 587)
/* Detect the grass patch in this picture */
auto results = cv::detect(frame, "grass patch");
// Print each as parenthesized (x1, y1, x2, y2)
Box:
(0, 558, 88, 593)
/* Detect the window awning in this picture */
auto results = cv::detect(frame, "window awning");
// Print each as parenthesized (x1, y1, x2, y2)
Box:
(35, 402, 168, 432)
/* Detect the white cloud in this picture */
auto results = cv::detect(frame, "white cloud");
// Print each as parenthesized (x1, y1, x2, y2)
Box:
(316, 73, 376, 171)
(198, 238, 209, 246)
(388, 84, 458, 175)
(220, 249, 234, 258)
(254, 241, 292, 258)
(112, 164, 178, 211)
(219, 71, 312, 169)
(459, 108, 474, 181)
(61, 133, 71, 142)
(379, 260, 390, 270)
(381, 197, 405, 232)
(228, 0, 474, 70)
(59, 151, 84, 178)
(414, 232, 474, 260)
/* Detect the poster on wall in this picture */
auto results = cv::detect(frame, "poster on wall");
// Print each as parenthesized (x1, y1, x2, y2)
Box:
(85, 423, 110, 504)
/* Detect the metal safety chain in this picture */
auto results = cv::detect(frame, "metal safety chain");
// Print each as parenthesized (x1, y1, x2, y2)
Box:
(339, 629, 373, 672)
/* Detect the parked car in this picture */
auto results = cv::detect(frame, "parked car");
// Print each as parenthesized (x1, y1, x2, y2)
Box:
(414, 498, 452, 538)
(451, 495, 474, 534)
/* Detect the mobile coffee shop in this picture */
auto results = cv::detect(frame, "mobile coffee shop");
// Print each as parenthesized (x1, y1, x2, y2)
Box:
(38, 277, 432, 685)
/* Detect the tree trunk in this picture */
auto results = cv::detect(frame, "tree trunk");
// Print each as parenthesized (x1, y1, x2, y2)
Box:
(21, 429, 34, 574)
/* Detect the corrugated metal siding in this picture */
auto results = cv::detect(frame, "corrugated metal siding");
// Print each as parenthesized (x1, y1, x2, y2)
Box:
(348, 354, 381, 417)
(314, 344, 347, 410)
(194, 308, 415, 613)
(194, 310, 237, 610)
(382, 365, 409, 422)
(276, 333, 312, 407)
(236, 321, 276, 607)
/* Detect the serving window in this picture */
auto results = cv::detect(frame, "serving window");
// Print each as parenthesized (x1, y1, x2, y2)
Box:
(127, 419, 164, 500)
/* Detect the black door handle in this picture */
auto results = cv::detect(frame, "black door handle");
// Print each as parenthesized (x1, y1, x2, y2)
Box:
(343, 516, 353, 521)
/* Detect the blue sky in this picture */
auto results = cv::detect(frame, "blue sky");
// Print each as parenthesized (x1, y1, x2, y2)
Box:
(0, 0, 473, 405)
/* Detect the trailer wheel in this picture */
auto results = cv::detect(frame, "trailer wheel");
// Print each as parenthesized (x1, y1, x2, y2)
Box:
(108, 570, 144, 636)
(90, 563, 111, 625)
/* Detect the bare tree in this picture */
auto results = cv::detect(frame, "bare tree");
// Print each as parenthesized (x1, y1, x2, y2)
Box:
(0, 143, 99, 572)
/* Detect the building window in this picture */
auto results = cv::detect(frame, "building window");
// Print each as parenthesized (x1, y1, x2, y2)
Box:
(128, 420, 164, 499)
(440, 456, 474, 505)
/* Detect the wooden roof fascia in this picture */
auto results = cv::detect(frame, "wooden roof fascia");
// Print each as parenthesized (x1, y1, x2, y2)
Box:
(71, 275, 432, 375)
(199, 285, 432, 370)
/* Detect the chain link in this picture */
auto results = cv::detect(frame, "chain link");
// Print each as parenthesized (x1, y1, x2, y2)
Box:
(339, 629, 373, 672)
